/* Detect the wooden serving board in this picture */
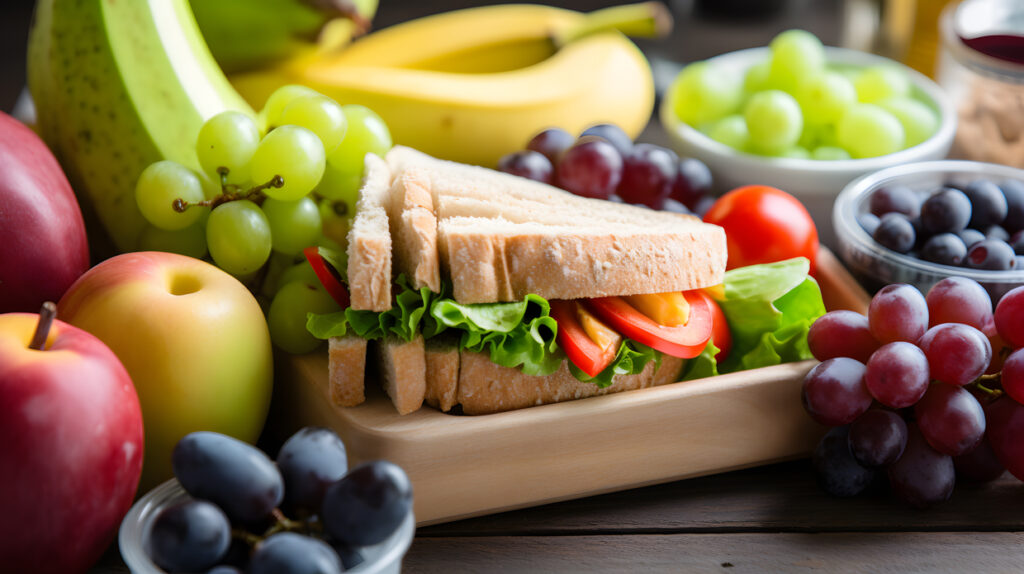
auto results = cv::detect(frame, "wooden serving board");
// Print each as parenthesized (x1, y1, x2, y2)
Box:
(280, 248, 869, 526)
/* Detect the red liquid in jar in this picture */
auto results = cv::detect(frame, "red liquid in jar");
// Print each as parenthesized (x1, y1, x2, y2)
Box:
(961, 34, 1024, 65)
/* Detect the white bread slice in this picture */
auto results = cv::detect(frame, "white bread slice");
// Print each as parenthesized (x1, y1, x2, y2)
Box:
(346, 153, 393, 312)
(423, 338, 460, 412)
(389, 168, 441, 292)
(327, 335, 368, 407)
(374, 336, 427, 415)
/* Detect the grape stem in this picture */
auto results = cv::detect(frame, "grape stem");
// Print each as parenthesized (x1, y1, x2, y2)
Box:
(173, 175, 285, 212)
(974, 375, 1003, 398)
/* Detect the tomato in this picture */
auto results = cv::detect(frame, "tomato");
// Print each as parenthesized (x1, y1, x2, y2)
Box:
(550, 300, 618, 377)
(702, 292, 732, 362)
(303, 246, 350, 308)
(585, 291, 713, 359)
(702, 185, 818, 273)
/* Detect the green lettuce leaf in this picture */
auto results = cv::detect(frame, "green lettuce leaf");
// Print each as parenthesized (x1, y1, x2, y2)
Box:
(306, 275, 442, 343)
(681, 339, 720, 381)
(569, 340, 661, 388)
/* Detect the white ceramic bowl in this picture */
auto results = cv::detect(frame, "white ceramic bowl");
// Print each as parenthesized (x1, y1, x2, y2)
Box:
(119, 479, 415, 574)
(660, 46, 957, 244)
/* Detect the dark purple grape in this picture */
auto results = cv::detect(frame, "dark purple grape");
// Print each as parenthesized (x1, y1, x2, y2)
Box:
(985, 224, 1011, 242)
(920, 187, 972, 234)
(858, 212, 880, 236)
(692, 195, 716, 217)
(965, 238, 1017, 270)
(801, 357, 872, 426)
(958, 228, 986, 248)
(660, 197, 693, 215)
(322, 461, 412, 546)
(813, 426, 875, 497)
(964, 179, 1008, 229)
(807, 310, 880, 363)
(497, 150, 553, 184)
(954, 437, 1006, 483)
(616, 143, 676, 208)
(920, 232, 966, 265)
(277, 427, 349, 515)
(148, 499, 231, 573)
(607, 194, 625, 203)
(555, 139, 623, 199)
(915, 383, 986, 455)
(172, 432, 284, 526)
(579, 123, 633, 156)
(1000, 179, 1024, 232)
(526, 127, 574, 162)
(873, 213, 916, 253)
(1010, 230, 1024, 255)
(208, 566, 244, 574)
(869, 184, 920, 217)
(670, 157, 713, 209)
(888, 424, 955, 508)
(848, 408, 908, 467)
(248, 533, 342, 574)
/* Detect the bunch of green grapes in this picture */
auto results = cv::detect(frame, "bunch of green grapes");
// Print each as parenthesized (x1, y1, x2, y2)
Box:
(668, 30, 940, 160)
(134, 84, 392, 353)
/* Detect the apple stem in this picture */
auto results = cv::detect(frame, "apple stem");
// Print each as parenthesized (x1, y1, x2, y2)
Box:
(29, 302, 57, 351)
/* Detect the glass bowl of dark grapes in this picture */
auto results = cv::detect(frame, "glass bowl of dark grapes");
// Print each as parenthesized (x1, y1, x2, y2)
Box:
(834, 159, 1024, 302)
(119, 428, 414, 574)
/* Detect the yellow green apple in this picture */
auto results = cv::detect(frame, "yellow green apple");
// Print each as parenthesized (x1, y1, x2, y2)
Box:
(58, 251, 273, 488)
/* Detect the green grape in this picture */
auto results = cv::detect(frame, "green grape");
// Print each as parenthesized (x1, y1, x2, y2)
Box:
(196, 111, 260, 185)
(768, 29, 826, 93)
(135, 161, 206, 230)
(316, 161, 362, 206)
(743, 58, 772, 94)
(261, 84, 320, 130)
(206, 200, 273, 275)
(744, 90, 803, 154)
(798, 71, 856, 125)
(779, 146, 811, 159)
(669, 61, 742, 127)
(267, 279, 341, 354)
(138, 219, 208, 259)
(812, 146, 852, 160)
(275, 260, 319, 295)
(854, 66, 911, 103)
(319, 197, 352, 247)
(878, 97, 938, 148)
(262, 196, 322, 256)
(279, 95, 348, 154)
(837, 103, 905, 158)
(708, 115, 749, 150)
(326, 105, 394, 173)
(251, 125, 326, 201)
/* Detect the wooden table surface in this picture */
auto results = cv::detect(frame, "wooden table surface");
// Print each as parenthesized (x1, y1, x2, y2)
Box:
(5, 1, 1023, 572)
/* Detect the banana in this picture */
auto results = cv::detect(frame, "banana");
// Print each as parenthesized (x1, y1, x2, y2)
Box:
(28, 0, 253, 253)
(191, 0, 379, 74)
(230, 3, 667, 167)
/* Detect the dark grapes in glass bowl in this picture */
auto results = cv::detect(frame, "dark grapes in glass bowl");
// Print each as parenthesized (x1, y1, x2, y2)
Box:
(834, 160, 1024, 303)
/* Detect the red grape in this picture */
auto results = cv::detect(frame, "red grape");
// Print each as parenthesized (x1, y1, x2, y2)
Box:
(915, 383, 985, 455)
(864, 342, 930, 408)
(868, 284, 929, 344)
(555, 139, 623, 200)
(526, 128, 574, 162)
(801, 358, 873, 426)
(848, 408, 907, 467)
(670, 158, 712, 210)
(994, 285, 1024, 348)
(983, 395, 1024, 480)
(1001, 348, 1024, 404)
(888, 424, 955, 508)
(953, 437, 1005, 483)
(497, 150, 553, 184)
(813, 426, 875, 497)
(807, 310, 880, 363)
(925, 276, 993, 330)
(917, 323, 991, 386)
(616, 143, 676, 209)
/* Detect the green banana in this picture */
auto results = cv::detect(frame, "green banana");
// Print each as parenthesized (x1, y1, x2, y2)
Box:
(28, 0, 253, 253)
(191, 0, 378, 74)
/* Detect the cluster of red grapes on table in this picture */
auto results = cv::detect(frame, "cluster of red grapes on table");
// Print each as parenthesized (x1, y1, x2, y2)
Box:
(802, 277, 1024, 508)
(145, 428, 411, 574)
(497, 123, 715, 215)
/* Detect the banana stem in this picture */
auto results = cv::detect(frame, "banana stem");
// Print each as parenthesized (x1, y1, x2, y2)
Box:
(553, 2, 673, 47)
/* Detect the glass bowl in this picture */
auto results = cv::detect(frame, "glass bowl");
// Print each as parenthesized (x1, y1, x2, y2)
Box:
(833, 159, 1024, 302)
(119, 479, 416, 574)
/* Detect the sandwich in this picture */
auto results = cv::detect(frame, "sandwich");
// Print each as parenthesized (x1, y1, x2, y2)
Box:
(306, 146, 825, 415)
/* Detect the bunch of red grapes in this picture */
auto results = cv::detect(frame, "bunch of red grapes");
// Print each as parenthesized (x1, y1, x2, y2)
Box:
(497, 123, 714, 215)
(803, 277, 1024, 507)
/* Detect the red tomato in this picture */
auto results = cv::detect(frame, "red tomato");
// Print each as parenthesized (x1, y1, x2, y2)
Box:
(585, 291, 713, 359)
(303, 246, 351, 308)
(550, 300, 618, 377)
(702, 185, 818, 273)
(702, 292, 732, 362)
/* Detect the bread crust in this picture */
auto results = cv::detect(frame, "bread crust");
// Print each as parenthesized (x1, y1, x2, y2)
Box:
(375, 336, 427, 415)
(391, 168, 441, 292)
(424, 338, 460, 412)
(347, 154, 394, 311)
(327, 335, 368, 407)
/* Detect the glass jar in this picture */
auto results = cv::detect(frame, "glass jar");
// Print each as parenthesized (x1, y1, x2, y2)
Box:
(937, 0, 1024, 168)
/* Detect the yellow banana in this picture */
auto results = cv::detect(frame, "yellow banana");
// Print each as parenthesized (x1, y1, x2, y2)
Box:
(231, 3, 667, 167)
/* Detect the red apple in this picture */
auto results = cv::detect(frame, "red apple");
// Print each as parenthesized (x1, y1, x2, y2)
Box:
(0, 304, 143, 574)
(0, 111, 90, 313)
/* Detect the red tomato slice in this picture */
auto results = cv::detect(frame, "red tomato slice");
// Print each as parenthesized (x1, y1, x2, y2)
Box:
(585, 291, 713, 359)
(303, 246, 351, 309)
(550, 300, 618, 378)
(701, 292, 732, 362)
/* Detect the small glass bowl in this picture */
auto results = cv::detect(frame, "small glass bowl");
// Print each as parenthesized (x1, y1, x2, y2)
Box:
(119, 479, 416, 574)
(834, 159, 1024, 302)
